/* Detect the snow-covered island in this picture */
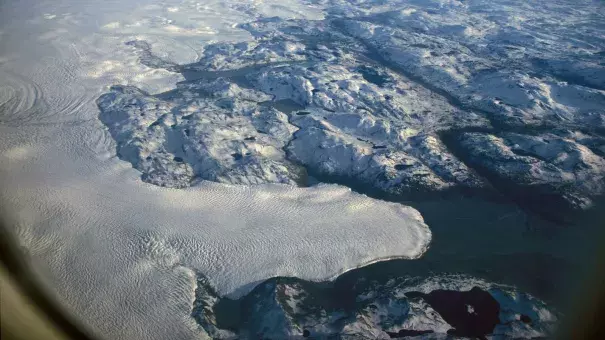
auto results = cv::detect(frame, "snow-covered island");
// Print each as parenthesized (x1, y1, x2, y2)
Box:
(192, 273, 558, 339)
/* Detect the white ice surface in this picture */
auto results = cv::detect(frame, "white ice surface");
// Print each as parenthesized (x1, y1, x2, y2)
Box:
(0, 1, 430, 340)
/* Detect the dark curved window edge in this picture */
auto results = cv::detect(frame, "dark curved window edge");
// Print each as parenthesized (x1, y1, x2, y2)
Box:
(0, 221, 96, 340)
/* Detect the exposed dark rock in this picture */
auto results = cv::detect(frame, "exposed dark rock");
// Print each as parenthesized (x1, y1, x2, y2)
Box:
(387, 329, 434, 338)
(394, 164, 412, 171)
(357, 65, 390, 87)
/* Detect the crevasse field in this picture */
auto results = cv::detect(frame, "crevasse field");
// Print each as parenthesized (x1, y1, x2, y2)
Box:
(1, 0, 604, 339)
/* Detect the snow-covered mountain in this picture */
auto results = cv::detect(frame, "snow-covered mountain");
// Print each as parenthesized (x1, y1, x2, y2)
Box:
(99, 1, 605, 222)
